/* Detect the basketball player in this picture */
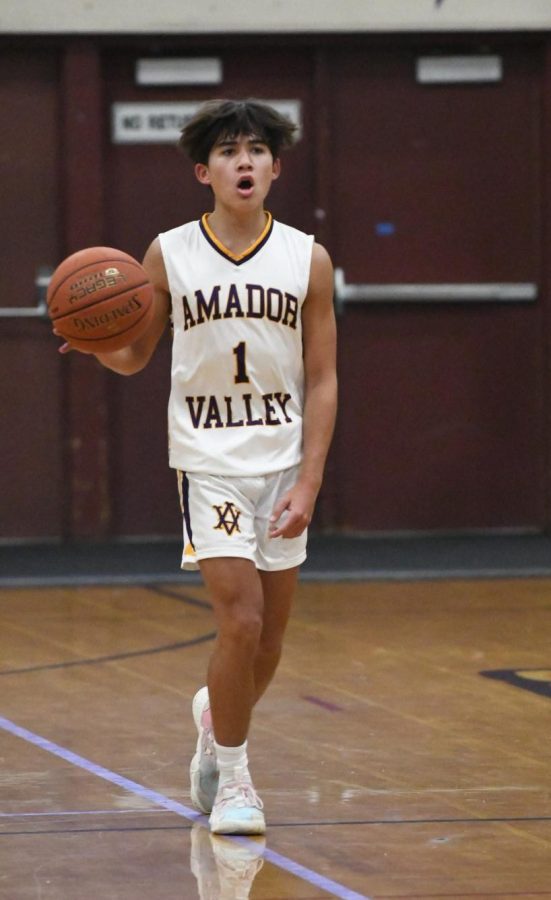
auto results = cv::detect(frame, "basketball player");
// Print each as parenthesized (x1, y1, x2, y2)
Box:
(56, 99, 337, 834)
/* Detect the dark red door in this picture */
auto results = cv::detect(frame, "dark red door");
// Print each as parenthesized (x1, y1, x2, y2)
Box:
(0, 51, 64, 540)
(331, 45, 544, 531)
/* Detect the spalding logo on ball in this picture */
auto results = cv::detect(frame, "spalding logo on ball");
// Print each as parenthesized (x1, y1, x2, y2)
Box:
(47, 246, 154, 353)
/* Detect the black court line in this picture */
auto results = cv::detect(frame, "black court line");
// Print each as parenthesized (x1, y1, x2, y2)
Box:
(376, 894, 551, 899)
(0, 585, 215, 677)
(275, 815, 551, 827)
(3, 814, 551, 838)
(145, 584, 212, 610)
(0, 820, 367, 838)
(481, 668, 551, 700)
(0, 631, 217, 677)
(0, 825, 194, 837)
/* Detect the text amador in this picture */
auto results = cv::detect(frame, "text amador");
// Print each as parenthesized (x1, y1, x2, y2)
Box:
(181, 283, 299, 331)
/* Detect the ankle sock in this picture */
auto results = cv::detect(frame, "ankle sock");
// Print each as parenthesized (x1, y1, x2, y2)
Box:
(213, 739, 252, 788)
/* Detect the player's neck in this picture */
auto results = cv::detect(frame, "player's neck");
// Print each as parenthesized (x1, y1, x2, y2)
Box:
(206, 206, 269, 256)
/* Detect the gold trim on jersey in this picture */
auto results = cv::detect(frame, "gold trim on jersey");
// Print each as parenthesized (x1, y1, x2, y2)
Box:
(200, 212, 273, 265)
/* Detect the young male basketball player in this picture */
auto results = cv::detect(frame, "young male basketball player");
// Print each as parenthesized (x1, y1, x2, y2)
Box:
(56, 99, 337, 835)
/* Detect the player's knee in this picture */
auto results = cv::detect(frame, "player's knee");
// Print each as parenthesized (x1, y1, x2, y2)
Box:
(219, 602, 263, 650)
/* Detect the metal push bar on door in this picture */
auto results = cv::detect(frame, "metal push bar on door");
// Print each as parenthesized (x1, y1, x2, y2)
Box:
(0, 267, 539, 315)
(0, 268, 52, 318)
(334, 268, 538, 310)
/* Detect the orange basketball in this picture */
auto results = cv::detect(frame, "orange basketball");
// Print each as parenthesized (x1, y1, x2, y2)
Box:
(47, 246, 154, 353)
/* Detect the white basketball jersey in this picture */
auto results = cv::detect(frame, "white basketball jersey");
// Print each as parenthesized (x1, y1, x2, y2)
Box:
(159, 213, 314, 476)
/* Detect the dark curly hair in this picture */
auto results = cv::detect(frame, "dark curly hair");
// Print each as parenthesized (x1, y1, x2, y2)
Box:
(179, 99, 297, 164)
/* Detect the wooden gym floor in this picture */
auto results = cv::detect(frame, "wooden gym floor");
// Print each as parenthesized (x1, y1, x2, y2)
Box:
(1, 574, 551, 898)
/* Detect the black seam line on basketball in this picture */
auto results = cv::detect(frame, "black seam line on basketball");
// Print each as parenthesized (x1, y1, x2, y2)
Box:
(0, 631, 217, 677)
(48, 258, 146, 305)
(144, 583, 212, 610)
(51, 282, 150, 323)
(55, 306, 151, 341)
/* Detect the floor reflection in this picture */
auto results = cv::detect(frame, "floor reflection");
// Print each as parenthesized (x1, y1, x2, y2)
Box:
(190, 823, 266, 899)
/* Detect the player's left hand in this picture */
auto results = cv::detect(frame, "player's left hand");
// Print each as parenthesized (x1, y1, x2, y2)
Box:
(269, 481, 318, 539)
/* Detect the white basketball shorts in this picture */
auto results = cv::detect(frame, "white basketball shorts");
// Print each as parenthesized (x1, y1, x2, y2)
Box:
(177, 465, 307, 572)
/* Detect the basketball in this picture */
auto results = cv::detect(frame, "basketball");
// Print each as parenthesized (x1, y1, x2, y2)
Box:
(47, 246, 154, 353)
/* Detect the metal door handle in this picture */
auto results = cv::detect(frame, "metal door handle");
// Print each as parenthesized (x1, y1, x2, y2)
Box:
(334, 268, 538, 310)
(0, 267, 52, 318)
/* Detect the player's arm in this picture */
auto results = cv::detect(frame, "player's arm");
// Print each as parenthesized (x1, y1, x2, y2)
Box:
(56, 238, 171, 375)
(269, 242, 337, 538)
(92, 239, 170, 374)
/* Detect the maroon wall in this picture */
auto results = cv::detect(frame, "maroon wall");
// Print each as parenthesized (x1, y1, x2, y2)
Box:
(1, 33, 551, 541)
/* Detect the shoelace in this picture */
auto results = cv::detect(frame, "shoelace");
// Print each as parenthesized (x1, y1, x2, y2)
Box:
(216, 781, 264, 810)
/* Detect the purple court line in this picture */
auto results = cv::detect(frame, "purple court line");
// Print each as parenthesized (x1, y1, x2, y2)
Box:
(302, 694, 344, 712)
(0, 714, 369, 900)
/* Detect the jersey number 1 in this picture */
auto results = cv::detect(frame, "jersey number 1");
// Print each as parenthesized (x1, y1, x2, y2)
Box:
(233, 342, 250, 384)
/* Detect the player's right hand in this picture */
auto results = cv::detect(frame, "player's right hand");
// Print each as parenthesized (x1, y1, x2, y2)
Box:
(53, 328, 93, 354)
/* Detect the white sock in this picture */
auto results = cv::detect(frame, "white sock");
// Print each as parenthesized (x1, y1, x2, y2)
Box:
(213, 739, 252, 788)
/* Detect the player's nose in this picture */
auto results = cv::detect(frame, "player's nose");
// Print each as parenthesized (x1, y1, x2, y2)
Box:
(236, 149, 254, 167)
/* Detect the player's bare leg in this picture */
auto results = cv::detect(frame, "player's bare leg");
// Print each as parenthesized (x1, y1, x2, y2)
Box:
(200, 556, 264, 746)
(198, 556, 266, 834)
(254, 566, 298, 701)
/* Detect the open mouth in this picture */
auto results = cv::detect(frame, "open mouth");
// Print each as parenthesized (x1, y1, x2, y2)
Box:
(237, 177, 254, 192)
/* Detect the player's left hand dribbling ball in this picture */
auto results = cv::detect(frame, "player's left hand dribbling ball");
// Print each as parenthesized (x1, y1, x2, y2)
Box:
(47, 246, 154, 353)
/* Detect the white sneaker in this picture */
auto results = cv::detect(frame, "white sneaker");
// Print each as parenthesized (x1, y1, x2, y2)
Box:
(209, 780, 266, 835)
(190, 687, 219, 814)
(211, 832, 265, 900)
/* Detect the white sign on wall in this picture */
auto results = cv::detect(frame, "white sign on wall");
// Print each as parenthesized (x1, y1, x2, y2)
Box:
(111, 100, 302, 144)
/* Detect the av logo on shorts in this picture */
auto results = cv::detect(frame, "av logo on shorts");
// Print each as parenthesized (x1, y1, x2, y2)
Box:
(213, 501, 241, 536)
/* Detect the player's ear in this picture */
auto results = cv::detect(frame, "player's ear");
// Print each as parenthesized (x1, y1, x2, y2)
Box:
(195, 163, 211, 185)
(272, 158, 281, 181)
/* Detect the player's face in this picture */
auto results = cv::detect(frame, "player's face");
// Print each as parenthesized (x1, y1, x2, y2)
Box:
(195, 133, 281, 207)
